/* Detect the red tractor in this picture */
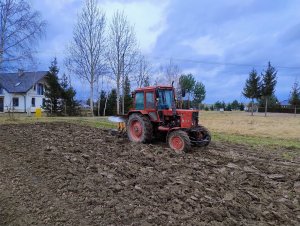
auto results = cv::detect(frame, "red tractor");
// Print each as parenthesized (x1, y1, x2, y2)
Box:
(126, 85, 211, 153)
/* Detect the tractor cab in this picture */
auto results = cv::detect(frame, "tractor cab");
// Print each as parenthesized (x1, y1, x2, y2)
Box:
(131, 86, 176, 121)
(132, 86, 174, 110)
(131, 86, 198, 128)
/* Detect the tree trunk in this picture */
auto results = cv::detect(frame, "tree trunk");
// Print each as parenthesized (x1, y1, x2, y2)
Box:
(122, 94, 125, 114)
(65, 101, 67, 116)
(116, 76, 120, 115)
(264, 97, 268, 117)
(103, 92, 109, 116)
(251, 99, 254, 116)
(122, 54, 125, 115)
(0, 51, 3, 71)
(97, 96, 100, 116)
(90, 83, 94, 116)
(295, 105, 297, 117)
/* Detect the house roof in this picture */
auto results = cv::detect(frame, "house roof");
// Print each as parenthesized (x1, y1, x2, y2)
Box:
(0, 71, 48, 93)
(279, 100, 290, 106)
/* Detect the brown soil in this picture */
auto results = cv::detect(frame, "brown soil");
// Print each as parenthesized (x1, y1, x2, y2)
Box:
(0, 122, 299, 225)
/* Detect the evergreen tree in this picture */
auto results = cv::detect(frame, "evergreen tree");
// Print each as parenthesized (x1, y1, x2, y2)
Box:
(44, 58, 63, 114)
(261, 62, 277, 116)
(289, 81, 300, 116)
(225, 103, 232, 111)
(243, 68, 261, 116)
(214, 101, 223, 110)
(221, 101, 226, 109)
(99, 91, 106, 116)
(231, 100, 240, 110)
(258, 94, 279, 108)
(239, 103, 245, 111)
(60, 73, 79, 116)
(106, 89, 117, 116)
(123, 75, 132, 113)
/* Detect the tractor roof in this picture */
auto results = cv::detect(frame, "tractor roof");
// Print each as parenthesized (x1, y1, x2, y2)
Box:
(135, 85, 173, 92)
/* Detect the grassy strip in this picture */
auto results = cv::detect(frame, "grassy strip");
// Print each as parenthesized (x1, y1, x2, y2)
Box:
(0, 116, 117, 129)
(70, 118, 117, 129)
(65, 118, 300, 150)
(213, 131, 300, 150)
(1, 116, 299, 151)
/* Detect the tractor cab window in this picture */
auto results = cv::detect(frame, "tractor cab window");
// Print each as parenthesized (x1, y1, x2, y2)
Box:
(158, 89, 173, 110)
(146, 92, 155, 109)
(135, 92, 144, 110)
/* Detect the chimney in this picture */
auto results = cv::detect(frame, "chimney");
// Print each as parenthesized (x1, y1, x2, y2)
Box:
(18, 69, 24, 77)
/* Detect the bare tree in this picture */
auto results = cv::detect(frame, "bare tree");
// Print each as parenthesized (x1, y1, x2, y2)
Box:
(0, 0, 45, 71)
(134, 54, 151, 88)
(66, 0, 106, 115)
(107, 10, 138, 115)
(159, 59, 181, 100)
(160, 59, 181, 86)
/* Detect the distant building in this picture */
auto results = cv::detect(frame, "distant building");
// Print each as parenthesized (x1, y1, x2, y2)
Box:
(279, 100, 291, 108)
(78, 100, 90, 110)
(0, 71, 48, 113)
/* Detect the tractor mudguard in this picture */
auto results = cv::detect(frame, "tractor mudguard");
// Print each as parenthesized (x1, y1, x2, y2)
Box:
(165, 127, 183, 140)
(188, 125, 211, 146)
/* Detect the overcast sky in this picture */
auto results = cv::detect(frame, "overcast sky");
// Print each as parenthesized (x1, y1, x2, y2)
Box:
(30, 0, 300, 103)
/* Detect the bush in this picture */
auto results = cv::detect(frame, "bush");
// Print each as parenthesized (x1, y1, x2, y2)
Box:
(257, 106, 300, 114)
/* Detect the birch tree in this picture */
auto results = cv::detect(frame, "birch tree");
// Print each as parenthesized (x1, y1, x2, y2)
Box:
(0, 0, 45, 71)
(107, 10, 138, 115)
(66, 0, 106, 115)
(160, 59, 181, 87)
(134, 54, 151, 88)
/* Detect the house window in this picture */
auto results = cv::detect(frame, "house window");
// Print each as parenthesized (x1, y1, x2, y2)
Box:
(42, 98, 45, 107)
(31, 98, 35, 107)
(13, 97, 19, 107)
(37, 84, 44, 95)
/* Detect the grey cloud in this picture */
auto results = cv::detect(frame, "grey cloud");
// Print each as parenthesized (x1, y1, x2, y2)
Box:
(150, 0, 300, 103)
(31, 0, 300, 102)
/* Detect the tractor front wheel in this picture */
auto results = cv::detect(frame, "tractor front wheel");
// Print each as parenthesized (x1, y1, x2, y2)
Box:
(127, 114, 153, 143)
(167, 130, 191, 153)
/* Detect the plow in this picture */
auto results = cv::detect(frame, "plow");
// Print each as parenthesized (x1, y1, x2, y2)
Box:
(109, 85, 211, 153)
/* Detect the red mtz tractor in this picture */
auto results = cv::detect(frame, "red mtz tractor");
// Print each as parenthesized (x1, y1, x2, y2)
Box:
(126, 85, 211, 153)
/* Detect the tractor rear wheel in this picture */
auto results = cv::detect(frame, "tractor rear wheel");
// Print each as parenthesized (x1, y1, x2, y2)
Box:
(167, 130, 191, 153)
(127, 114, 153, 143)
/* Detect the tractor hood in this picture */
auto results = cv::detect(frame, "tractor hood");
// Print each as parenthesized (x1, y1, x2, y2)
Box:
(161, 109, 200, 128)
(161, 109, 199, 116)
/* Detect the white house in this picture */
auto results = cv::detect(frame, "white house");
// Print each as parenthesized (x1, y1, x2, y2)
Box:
(0, 71, 48, 113)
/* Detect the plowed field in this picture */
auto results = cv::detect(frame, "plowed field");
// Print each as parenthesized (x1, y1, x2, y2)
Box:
(0, 122, 299, 225)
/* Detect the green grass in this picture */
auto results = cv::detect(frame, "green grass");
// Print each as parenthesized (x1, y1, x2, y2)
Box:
(0, 115, 117, 129)
(213, 132, 300, 150)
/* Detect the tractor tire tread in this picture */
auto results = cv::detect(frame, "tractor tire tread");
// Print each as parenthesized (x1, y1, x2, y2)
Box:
(128, 113, 153, 143)
(168, 130, 191, 153)
(198, 125, 211, 146)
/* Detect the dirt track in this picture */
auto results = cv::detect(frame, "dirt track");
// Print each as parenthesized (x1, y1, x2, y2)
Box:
(0, 122, 299, 225)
